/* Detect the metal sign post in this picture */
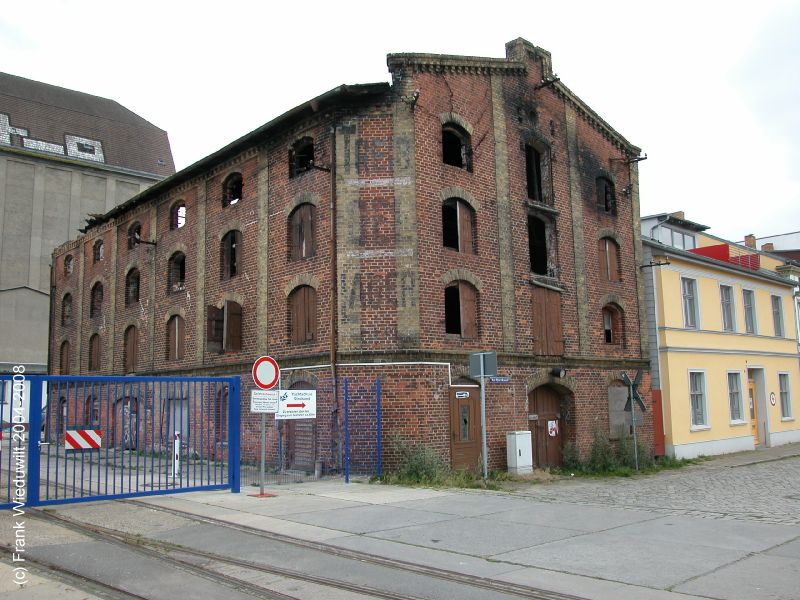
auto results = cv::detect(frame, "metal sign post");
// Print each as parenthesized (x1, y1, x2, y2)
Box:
(470, 351, 497, 481)
(621, 369, 646, 471)
(251, 359, 280, 497)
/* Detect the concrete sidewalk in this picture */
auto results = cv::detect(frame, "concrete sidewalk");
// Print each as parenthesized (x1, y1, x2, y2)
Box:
(133, 444, 800, 600)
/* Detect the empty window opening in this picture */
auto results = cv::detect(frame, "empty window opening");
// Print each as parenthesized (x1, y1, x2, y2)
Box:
(127, 222, 141, 249)
(90, 283, 103, 318)
(602, 305, 623, 345)
(289, 138, 314, 178)
(220, 231, 242, 279)
(528, 216, 548, 275)
(88, 333, 101, 371)
(526, 145, 544, 202)
(597, 177, 616, 213)
(166, 315, 185, 361)
(441, 198, 475, 253)
(171, 202, 186, 229)
(207, 301, 243, 354)
(93, 239, 104, 263)
(442, 124, 472, 171)
(64, 255, 73, 275)
(168, 252, 186, 293)
(289, 286, 317, 344)
(59, 340, 71, 375)
(124, 325, 138, 373)
(125, 268, 140, 305)
(444, 281, 477, 338)
(289, 203, 316, 260)
(223, 173, 243, 206)
(61, 294, 73, 326)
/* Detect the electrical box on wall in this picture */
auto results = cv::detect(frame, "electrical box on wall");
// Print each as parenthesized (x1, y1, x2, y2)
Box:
(506, 430, 533, 474)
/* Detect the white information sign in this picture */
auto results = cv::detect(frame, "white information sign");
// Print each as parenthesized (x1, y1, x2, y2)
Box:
(275, 390, 317, 420)
(250, 390, 279, 413)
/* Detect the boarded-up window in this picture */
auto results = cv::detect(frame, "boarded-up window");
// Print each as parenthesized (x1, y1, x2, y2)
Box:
(289, 286, 317, 344)
(61, 294, 73, 326)
(124, 325, 137, 373)
(526, 145, 543, 202)
(289, 138, 314, 178)
(166, 315, 185, 361)
(207, 301, 242, 353)
(444, 281, 478, 339)
(90, 283, 103, 318)
(531, 286, 564, 355)
(597, 177, 616, 213)
(222, 172, 243, 206)
(127, 222, 141, 249)
(220, 230, 242, 279)
(60, 340, 71, 375)
(125, 268, 140, 305)
(442, 198, 475, 254)
(167, 253, 186, 293)
(442, 124, 473, 171)
(88, 333, 101, 371)
(289, 204, 316, 260)
(598, 237, 621, 282)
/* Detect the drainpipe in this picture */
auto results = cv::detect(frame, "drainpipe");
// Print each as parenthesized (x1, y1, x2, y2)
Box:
(47, 259, 55, 375)
(329, 119, 340, 471)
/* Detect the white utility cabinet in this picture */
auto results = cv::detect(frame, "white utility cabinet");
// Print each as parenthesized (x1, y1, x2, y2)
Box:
(506, 430, 533, 474)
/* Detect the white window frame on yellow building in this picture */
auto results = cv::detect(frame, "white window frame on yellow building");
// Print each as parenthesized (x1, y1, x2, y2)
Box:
(719, 284, 736, 332)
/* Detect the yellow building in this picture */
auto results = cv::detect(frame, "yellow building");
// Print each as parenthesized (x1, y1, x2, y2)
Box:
(642, 213, 800, 458)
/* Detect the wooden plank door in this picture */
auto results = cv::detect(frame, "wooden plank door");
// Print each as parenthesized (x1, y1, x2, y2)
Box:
(450, 387, 480, 471)
(529, 386, 563, 468)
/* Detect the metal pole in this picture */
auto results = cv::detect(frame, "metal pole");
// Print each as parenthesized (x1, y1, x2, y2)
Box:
(480, 357, 488, 481)
(376, 379, 382, 478)
(630, 379, 639, 471)
(259, 412, 266, 496)
(344, 378, 350, 484)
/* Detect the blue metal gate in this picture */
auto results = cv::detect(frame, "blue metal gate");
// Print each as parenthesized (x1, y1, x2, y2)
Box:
(1, 375, 240, 509)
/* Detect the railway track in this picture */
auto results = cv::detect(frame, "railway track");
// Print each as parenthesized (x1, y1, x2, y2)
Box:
(27, 501, 589, 600)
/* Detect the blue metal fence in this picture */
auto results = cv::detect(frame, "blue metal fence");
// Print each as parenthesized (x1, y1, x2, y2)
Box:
(1, 375, 239, 509)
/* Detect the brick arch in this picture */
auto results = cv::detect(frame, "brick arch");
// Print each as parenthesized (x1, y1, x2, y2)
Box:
(287, 191, 320, 214)
(450, 364, 479, 385)
(287, 133, 314, 149)
(123, 259, 140, 275)
(120, 318, 141, 332)
(521, 129, 551, 150)
(596, 228, 621, 244)
(524, 370, 577, 395)
(438, 112, 474, 135)
(217, 221, 245, 240)
(596, 169, 616, 185)
(599, 294, 627, 312)
(284, 274, 321, 297)
(162, 306, 187, 324)
(210, 292, 245, 310)
(282, 370, 321, 389)
(439, 187, 481, 212)
(164, 241, 188, 258)
(88, 275, 105, 290)
(441, 269, 483, 290)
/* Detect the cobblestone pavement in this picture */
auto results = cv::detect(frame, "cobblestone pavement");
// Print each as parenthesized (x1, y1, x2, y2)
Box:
(509, 444, 800, 525)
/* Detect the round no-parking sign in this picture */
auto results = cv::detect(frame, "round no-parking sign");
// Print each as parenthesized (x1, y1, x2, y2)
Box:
(252, 356, 280, 390)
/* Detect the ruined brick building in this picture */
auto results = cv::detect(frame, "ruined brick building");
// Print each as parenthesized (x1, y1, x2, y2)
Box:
(49, 39, 652, 473)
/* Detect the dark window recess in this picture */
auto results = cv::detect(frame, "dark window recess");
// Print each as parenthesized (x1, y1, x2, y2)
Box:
(598, 237, 621, 282)
(289, 204, 316, 260)
(64, 255, 73, 275)
(223, 173, 243, 206)
(61, 294, 73, 326)
(602, 305, 623, 345)
(597, 177, 616, 213)
(93, 239, 104, 263)
(171, 203, 186, 229)
(76, 142, 95, 154)
(220, 231, 242, 279)
(90, 283, 103, 318)
(168, 253, 186, 293)
(531, 286, 564, 355)
(442, 124, 472, 171)
(526, 145, 544, 202)
(88, 334, 101, 371)
(206, 301, 242, 353)
(166, 315, 185, 361)
(59, 341, 70, 375)
(289, 138, 314, 178)
(124, 325, 137, 373)
(289, 286, 317, 344)
(127, 223, 141, 249)
(528, 216, 548, 275)
(444, 282, 477, 338)
(125, 269, 140, 305)
(442, 198, 475, 253)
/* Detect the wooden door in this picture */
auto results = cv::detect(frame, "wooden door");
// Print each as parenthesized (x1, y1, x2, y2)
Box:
(450, 387, 480, 471)
(748, 379, 759, 445)
(285, 420, 315, 471)
(529, 386, 563, 468)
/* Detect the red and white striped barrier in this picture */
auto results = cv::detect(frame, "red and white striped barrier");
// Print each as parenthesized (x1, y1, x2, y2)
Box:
(65, 429, 102, 450)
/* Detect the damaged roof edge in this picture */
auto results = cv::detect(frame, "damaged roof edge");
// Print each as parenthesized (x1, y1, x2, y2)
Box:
(81, 82, 390, 232)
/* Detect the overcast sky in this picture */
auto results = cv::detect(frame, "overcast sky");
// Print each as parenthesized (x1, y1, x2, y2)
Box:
(2, 1, 798, 242)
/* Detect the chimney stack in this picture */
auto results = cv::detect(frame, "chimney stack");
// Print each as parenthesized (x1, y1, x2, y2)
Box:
(670, 211, 685, 220)
(744, 234, 756, 248)
(761, 243, 774, 252)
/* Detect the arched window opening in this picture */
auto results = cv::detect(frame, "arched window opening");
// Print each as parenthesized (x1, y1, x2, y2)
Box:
(602, 304, 623, 345)
(220, 231, 242, 279)
(127, 222, 141, 249)
(223, 172, 243, 206)
(598, 237, 621, 282)
(88, 333, 101, 371)
(124, 325, 138, 373)
(597, 177, 616, 214)
(289, 137, 315, 178)
(207, 300, 243, 354)
(59, 340, 71, 375)
(64, 255, 74, 275)
(442, 198, 476, 254)
(93, 239, 104, 263)
(171, 202, 186, 229)
(61, 294, 73, 326)
(166, 315, 185, 361)
(442, 124, 472, 171)
(168, 252, 186, 293)
(289, 286, 317, 344)
(444, 281, 477, 339)
(90, 283, 103, 318)
(288, 203, 316, 260)
(125, 268, 140, 305)
(526, 145, 544, 202)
